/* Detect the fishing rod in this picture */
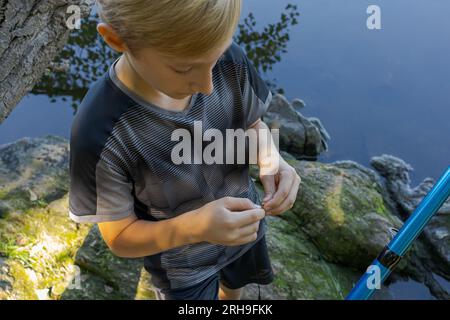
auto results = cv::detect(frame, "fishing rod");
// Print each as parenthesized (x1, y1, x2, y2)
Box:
(346, 166, 450, 300)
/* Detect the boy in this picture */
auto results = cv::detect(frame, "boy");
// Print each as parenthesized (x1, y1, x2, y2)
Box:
(69, 0, 301, 300)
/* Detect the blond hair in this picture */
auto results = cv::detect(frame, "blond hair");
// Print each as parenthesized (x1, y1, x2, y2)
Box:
(96, 0, 241, 58)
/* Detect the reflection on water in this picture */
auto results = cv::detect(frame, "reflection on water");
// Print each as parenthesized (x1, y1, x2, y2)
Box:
(0, 3, 298, 143)
(32, 4, 299, 110)
(0, 2, 298, 147)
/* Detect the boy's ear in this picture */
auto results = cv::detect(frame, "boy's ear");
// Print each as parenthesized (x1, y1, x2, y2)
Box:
(96, 22, 128, 53)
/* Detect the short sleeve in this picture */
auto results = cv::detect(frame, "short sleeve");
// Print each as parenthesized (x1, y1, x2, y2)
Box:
(239, 47, 273, 128)
(68, 140, 135, 224)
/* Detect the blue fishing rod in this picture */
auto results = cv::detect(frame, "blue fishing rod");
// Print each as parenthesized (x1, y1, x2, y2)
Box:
(346, 166, 450, 300)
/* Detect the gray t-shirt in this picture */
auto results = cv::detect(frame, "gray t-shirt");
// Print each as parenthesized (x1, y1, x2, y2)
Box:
(68, 41, 273, 290)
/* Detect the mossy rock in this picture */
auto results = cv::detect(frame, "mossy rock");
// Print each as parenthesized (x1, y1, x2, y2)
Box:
(0, 194, 156, 300)
(289, 160, 403, 268)
(0, 135, 442, 299)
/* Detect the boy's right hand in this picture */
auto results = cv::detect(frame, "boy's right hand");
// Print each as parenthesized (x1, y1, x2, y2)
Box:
(192, 197, 266, 246)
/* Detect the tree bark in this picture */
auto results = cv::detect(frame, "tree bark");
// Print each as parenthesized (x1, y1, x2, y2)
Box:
(0, 0, 93, 124)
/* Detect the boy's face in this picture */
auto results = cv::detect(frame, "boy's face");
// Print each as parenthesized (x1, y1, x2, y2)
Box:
(128, 39, 233, 99)
(97, 23, 232, 99)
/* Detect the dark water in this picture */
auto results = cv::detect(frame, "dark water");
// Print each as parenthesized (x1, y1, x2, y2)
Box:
(243, 0, 450, 186)
(0, 0, 449, 299)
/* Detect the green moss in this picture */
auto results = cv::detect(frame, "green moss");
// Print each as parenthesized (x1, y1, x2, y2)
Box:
(0, 188, 8, 200)
(135, 270, 157, 300)
(32, 199, 49, 208)
(54, 249, 75, 264)
(8, 261, 38, 299)
(265, 216, 356, 300)
(340, 179, 391, 220)
(2, 189, 32, 212)
(0, 194, 94, 299)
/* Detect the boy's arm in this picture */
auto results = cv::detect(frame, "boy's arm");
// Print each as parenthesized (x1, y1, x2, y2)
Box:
(248, 118, 280, 175)
(247, 118, 301, 216)
(98, 196, 265, 258)
(98, 210, 199, 258)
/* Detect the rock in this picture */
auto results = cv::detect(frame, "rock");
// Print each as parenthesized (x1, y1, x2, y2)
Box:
(286, 159, 403, 268)
(309, 117, 331, 149)
(0, 135, 69, 216)
(370, 154, 450, 283)
(0, 257, 13, 297)
(1, 135, 448, 299)
(36, 288, 50, 300)
(370, 155, 450, 215)
(291, 98, 306, 110)
(0, 191, 156, 300)
(247, 215, 360, 299)
(0, 136, 155, 300)
(27, 188, 38, 202)
(61, 225, 153, 300)
(252, 153, 449, 299)
(263, 94, 330, 160)
(0, 201, 11, 218)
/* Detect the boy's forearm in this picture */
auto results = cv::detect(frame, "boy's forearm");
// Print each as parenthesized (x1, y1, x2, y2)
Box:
(109, 209, 201, 258)
(248, 119, 281, 174)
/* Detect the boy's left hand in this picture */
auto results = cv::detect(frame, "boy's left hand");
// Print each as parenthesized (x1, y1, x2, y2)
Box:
(259, 158, 301, 216)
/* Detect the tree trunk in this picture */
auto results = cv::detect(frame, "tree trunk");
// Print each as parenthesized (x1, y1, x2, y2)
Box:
(0, 0, 93, 124)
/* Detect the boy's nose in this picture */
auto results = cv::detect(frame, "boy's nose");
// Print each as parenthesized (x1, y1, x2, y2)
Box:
(192, 70, 214, 96)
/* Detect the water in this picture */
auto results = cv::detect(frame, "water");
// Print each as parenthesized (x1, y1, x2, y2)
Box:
(0, 95, 74, 144)
(388, 278, 436, 300)
(0, 0, 449, 299)
(386, 273, 450, 300)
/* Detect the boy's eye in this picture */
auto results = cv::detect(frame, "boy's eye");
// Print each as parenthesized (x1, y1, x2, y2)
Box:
(173, 67, 192, 74)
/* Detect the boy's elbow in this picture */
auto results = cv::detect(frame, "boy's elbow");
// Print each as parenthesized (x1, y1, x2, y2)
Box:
(97, 214, 138, 258)
(107, 238, 132, 258)
(98, 227, 137, 258)
(97, 230, 123, 257)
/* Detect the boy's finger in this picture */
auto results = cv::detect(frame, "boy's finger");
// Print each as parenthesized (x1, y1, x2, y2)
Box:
(223, 196, 259, 211)
(233, 232, 258, 246)
(230, 208, 265, 228)
(266, 195, 293, 216)
(260, 174, 276, 203)
(264, 171, 295, 210)
(266, 180, 300, 215)
(238, 221, 260, 238)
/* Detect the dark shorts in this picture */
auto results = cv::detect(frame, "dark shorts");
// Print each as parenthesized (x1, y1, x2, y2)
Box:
(153, 235, 275, 300)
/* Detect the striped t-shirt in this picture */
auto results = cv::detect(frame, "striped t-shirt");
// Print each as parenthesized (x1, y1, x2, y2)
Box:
(68, 41, 273, 290)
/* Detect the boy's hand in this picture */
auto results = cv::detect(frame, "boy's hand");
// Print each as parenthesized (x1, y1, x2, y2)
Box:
(249, 118, 301, 216)
(192, 197, 265, 246)
(260, 158, 301, 216)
